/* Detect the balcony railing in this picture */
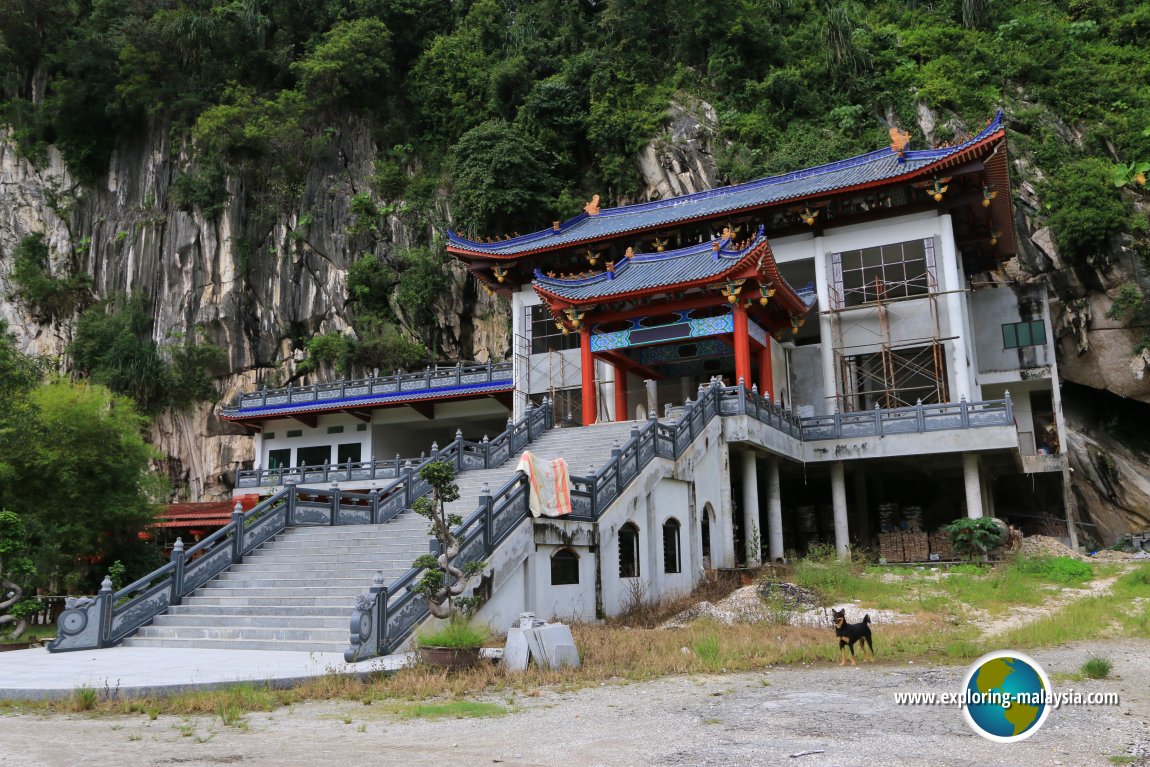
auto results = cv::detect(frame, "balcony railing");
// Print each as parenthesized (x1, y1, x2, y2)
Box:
(236, 455, 424, 488)
(224, 361, 514, 414)
(798, 395, 1013, 441)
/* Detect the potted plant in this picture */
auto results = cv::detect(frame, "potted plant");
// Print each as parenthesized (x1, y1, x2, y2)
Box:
(409, 461, 487, 667)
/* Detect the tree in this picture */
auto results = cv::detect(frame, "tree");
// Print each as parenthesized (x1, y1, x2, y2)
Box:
(449, 119, 558, 235)
(0, 381, 165, 593)
(291, 18, 393, 114)
(410, 461, 484, 619)
(0, 510, 36, 639)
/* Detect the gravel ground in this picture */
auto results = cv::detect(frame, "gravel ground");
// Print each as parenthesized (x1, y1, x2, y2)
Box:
(2, 639, 1146, 767)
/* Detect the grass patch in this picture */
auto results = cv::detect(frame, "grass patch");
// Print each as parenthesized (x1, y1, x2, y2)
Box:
(70, 686, 98, 712)
(416, 618, 490, 649)
(1109, 756, 1137, 765)
(1081, 657, 1113, 679)
(380, 700, 508, 719)
(691, 632, 723, 671)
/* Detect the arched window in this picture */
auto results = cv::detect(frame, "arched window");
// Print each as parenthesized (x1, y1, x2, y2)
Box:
(618, 522, 640, 578)
(663, 518, 681, 574)
(550, 548, 580, 586)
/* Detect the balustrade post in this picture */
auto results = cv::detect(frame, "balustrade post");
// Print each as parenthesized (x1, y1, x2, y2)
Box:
(482, 435, 490, 469)
(833, 409, 842, 439)
(960, 396, 970, 428)
(425, 365, 432, 387)
(231, 502, 245, 562)
(287, 486, 297, 527)
(455, 429, 464, 471)
(1004, 390, 1013, 425)
(916, 399, 926, 432)
(97, 575, 114, 648)
(402, 461, 414, 507)
(750, 384, 759, 421)
(874, 403, 883, 436)
(456, 361, 462, 386)
(480, 482, 493, 552)
(587, 466, 598, 519)
(369, 485, 380, 524)
(170, 538, 186, 606)
(340, 379, 346, 399)
(486, 360, 493, 382)
(737, 379, 747, 414)
(430, 441, 440, 463)
(330, 482, 340, 525)
(286, 382, 293, 405)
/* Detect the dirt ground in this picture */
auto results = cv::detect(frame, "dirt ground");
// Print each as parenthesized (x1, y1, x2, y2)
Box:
(1, 639, 1146, 767)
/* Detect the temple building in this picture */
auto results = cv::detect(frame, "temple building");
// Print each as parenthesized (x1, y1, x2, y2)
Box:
(51, 112, 1077, 656)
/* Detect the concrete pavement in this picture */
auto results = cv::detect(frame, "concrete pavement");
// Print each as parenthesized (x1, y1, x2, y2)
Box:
(0, 646, 410, 701)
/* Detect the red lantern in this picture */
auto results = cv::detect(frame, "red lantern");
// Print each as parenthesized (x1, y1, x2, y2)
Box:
(137, 531, 153, 541)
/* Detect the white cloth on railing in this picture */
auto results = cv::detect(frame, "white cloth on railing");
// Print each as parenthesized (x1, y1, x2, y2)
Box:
(515, 451, 572, 517)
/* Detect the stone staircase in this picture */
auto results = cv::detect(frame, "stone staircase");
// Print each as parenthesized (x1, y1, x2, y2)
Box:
(123, 420, 641, 653)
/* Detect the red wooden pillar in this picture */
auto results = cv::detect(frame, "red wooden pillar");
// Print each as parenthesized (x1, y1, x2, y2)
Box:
(580, 324, 596, 424)
(614, 364, 628, 422)
(733, 303, 752, 388)
(759, 340, 775, 402)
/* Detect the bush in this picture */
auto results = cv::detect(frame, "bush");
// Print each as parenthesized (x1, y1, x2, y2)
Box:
(945, 517, 1008, 559)
(7, 234, 91, 321)
(1043, 158, 1129, 262)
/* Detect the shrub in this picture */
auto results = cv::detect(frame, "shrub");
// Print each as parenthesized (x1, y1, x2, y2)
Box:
(1043, 158, 1129, 263)
(944, 518, 1007, 559)
(7, 234, 91, 321)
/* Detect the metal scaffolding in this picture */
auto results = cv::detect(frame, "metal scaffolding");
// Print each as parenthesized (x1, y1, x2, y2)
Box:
(827, 273, 951, 411)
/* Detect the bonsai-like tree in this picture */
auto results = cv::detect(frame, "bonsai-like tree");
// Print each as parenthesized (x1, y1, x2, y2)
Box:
(0, 511, 37, 639)
(410, 461, 485, 619)
(945, 517, 1008, 560)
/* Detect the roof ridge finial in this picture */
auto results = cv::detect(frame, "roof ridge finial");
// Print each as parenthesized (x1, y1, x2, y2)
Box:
(584, 194, 601, 216)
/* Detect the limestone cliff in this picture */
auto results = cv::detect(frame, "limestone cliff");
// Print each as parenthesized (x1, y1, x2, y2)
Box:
(0, 125, 509, 501)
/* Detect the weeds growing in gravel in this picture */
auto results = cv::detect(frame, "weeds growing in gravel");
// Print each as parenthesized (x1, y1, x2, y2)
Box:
(1081, 657, 1113, 679)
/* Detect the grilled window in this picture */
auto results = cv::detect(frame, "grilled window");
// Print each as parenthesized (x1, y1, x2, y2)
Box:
(1002, 320, 1046, 349)
(618, 522, 640, 578)
(834, 238, 935, 307)
(529, 305, 580, 354)
(662, 518, 682, 574)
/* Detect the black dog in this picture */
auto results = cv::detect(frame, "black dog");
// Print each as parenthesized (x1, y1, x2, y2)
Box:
(832, 608, 874, 666)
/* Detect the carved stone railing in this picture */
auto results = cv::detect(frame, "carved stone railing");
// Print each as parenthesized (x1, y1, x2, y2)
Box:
(798, 394, 1013, 441)
(236, 454, 423, 489)
(224, 361, 513, 414)
(49, 400, 553, 654)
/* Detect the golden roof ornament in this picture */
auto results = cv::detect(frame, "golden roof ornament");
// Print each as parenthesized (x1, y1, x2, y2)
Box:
(982, 185, 998, 208)
(586, 249, 599, 267)
(652, 237, 668, 252)
(584, 194, 601, 216)
(492, 265, 508, 283)
(889, 127, 911, 156)
(625, 246, 635, 259)
(800, 207, 820, 226)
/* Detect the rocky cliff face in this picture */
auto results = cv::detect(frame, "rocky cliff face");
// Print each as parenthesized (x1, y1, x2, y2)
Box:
(0, 125, 509, 501)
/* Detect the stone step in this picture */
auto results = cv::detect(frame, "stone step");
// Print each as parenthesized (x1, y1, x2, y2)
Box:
(122, 637, 347, 653)
(180, 595, 360, 607)
(168, 604, 351, 618)
(250, 543, 430, 555)
(202, 577, 397, 589)
(133, 625, 349, 642)
(153, 614, 347, 629)
(190, 586, 369, 598)
(220, 562, 415, 575)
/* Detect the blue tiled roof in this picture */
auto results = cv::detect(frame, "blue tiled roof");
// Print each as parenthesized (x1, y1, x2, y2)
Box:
(449, 112, 1004, 256)
(532, 228, 767, 301)
(225, 379, 514, 420)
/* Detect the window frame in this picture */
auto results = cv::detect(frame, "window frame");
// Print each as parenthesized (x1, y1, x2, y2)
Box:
(833, 238, 936, 308)
(550, 547, 580, 586)
(1002, 319, 1046, 349)
(618, 522, 640, 578)
(529, 304, 581, 355)
(662, 518, 682, 574)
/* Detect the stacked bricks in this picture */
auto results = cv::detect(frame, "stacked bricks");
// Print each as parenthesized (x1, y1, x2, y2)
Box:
(901, 531, 930, 562)
(879, 532, 905, 563)
(929, 531, 956, 561)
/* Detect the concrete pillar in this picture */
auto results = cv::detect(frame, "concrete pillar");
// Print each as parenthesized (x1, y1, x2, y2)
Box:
(645, 492, 660, 598)
(831, 462, 850, 559)
(853, 469, 870, 547)
(939, 214, 972, 402)
(741, 451, 762, 566)
(765, 457, 783, 563)
(645, 379, 658, 420)
(963, 452, 984, 518)
(1061, 467, 1080, 551)
(811, 235, 836, 413)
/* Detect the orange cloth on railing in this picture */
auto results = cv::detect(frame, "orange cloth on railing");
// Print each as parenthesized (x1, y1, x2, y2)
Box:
(515, 451, 572, 517)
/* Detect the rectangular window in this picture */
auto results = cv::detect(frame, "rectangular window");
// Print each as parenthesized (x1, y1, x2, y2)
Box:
(337, 443, 362, 464)
(286, 429, 303, 438)
(267, 448, 291, 469)
(296, 445, 331, 467)
(356, 423, 367, 432)
(327, 425, 344, 435)
(550, 549, 580, 586)
(264, 432, 276, 440)
(1002, 320, 1046, 349)
(662, 520, 681, 574)
(529, 305, 581, 354)
(618, 524, 640, 578)
(835, 238, 934, 307)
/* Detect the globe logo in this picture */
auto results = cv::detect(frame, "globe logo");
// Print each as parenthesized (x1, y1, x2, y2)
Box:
(961, 651, 1052, 742)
